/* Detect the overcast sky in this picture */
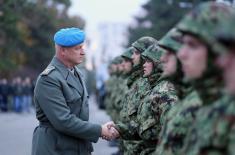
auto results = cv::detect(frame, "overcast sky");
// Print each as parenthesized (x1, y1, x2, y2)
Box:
(68, 0, 148, 68)
(68, 0, 147, 27)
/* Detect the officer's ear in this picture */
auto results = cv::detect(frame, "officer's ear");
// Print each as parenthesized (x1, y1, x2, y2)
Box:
(56, 45, 67, 57)
(61, 47, 69, 58)
(55, 44, 64, 52)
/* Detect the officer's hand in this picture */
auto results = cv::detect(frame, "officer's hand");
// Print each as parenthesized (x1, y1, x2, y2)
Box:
(104, 121, 116, 129)
(101, 122, 120, 140)
(110, 126, 120, 139)
(104, 121, 119, 138)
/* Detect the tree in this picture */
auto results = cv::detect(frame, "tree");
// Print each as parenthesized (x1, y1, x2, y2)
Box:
(127, 0, 215, 46)
(0, 0, 85, 78)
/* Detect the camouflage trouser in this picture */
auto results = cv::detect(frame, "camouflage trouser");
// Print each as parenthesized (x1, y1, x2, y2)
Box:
(118, 140, 124, 154)
(123, 140, 146, 155)
(139, 140, 158, 155)
(140, 148, 156, 155)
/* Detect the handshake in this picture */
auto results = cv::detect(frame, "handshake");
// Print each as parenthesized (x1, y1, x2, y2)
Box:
(101, 121, 120, 141)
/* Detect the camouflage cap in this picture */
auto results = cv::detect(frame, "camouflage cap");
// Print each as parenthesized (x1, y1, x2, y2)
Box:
(132, 36, 157, 53)
(141, 44, 165, 63)
(215, 11, 235, 54)
(158, 28, 182, 53)
(112, 56, 123, 65)
(121, 47, 134, 60)
(177, 2, 235, 52)
(108, 56, 119, 69)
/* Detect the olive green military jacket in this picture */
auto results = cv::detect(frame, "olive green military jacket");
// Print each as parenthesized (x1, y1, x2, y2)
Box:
(32, 57, 101, 155)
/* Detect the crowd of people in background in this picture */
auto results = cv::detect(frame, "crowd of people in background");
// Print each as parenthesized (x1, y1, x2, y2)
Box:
(0, 77, 34, 113)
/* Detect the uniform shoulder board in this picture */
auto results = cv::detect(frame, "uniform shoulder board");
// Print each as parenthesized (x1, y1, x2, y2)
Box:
(41, 66, 55, 76)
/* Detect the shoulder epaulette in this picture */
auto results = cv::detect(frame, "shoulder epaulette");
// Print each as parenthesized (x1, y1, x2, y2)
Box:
(41, 66, 55, 76)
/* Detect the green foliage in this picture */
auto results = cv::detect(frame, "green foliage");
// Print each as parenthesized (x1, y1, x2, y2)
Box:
(0, 0, 85, 77)
(53, 0, 71, 7)
(127, 0, 216, 46)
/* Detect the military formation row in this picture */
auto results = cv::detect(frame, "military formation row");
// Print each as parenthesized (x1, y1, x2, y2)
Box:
(104, 2, 235, 155)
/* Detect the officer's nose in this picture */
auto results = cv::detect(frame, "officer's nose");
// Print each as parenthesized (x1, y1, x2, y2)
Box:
(80, 49, 85, 55)
(160, 54, 167, 63)
(143, 61, 147, 68)
(177, 45, 188, 63)
(131, 53, 135, 60)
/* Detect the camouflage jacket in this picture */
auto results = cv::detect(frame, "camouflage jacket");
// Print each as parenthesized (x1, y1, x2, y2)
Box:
(110, 75, 127, 122)
(113, 75, 129, 122)
(136, 77, 178, 155)
(104, 75, 118, 116)
(182, 94, 235, 155)
(117, 77, 150, 139)
(154, 90, 202, 155)
(117, 64, 144, 127)
(117, 66, 149, 155)
(105, 73, 126, 120)
(137, 77, 178, 140)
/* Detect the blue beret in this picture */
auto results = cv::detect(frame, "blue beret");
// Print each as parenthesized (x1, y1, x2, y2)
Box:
(54, 27, 85, 47)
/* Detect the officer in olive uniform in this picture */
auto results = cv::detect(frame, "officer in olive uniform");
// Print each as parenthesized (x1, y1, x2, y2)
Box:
(32, 28, 118, 155)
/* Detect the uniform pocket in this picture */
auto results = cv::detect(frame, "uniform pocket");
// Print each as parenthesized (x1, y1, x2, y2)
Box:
(128, 104, 138, 116)
(64, 85, 82, 103)
(65, 91, 82, 104)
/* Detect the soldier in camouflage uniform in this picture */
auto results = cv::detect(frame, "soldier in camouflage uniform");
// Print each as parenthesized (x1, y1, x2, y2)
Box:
(138, 44, 178, 155)
(105, 56, 123, 120)
(113, 47, 133, 122)
(104, 57, 117, 117)
(108, 56, 124, 122)
(213, 11, 235, 154)
(104, 61, 116, 113)
(104, 59, 116, 115)
(163, 2, 235, 155)
(116, 42, 179, 155)
(152, 25, 203, 155)
(158, 28, 188, 99)
(180, 3, 235, 155)
(112, 47, 134, 154)
(116, 37, 156, 155)
(114, 48, 134, 123)
(114, 44, 160, 154)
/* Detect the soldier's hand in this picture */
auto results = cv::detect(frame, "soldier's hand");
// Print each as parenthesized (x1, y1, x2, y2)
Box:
(105, 121, 116, 129)
(110, 126, 120, 139)
(101, 122, 120, 140)
(105, 121, 120, 138)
